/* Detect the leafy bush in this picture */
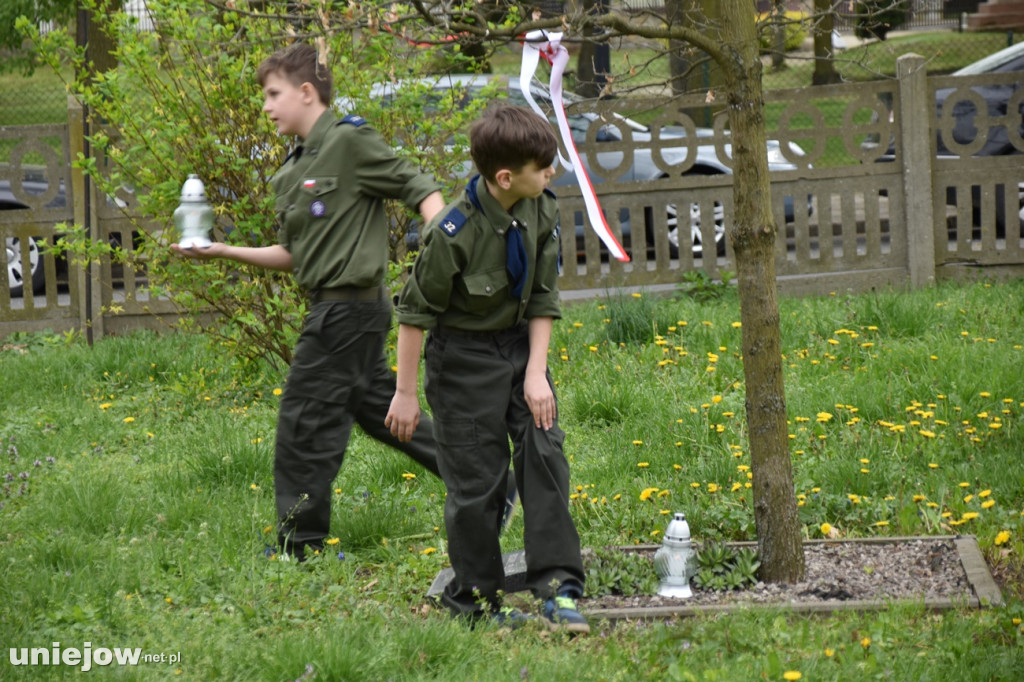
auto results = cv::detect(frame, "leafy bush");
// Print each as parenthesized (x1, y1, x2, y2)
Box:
(854, 0, 910, 41)
(22, 0, 486, 368)
(756, 11, 810, 53)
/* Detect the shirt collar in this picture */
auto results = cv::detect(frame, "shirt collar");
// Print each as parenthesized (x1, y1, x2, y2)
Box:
(469, 175, 528, 236)
(292, 109, 336, 160)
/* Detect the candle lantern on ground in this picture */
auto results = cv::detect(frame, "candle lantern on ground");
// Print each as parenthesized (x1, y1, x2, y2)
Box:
(173, 174, 214, 249)
(653, 511, 698, 598)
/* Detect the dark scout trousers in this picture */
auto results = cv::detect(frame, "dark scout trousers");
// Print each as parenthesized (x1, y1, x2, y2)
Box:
(274, 293, 440, 556)
(424, 325, 585, 615)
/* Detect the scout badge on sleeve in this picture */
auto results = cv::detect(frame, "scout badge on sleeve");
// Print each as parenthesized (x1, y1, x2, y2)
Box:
(520, 31, 630, 263)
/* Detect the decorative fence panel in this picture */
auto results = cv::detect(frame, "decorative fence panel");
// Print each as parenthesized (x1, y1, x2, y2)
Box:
(2, 60, 1022, 341)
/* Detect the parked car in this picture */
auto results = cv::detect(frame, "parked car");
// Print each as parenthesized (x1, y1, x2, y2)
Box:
(1, 180, 67, 298)
(863, 42, 1024, 234)
(350, 74, 807, 258)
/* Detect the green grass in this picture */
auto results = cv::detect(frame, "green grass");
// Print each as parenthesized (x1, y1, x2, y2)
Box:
(2, 280, 1023, 679)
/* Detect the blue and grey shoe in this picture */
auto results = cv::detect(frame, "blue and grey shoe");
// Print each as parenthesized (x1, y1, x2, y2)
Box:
(489, 606, 534, 630)
(542, 594, 590, 634)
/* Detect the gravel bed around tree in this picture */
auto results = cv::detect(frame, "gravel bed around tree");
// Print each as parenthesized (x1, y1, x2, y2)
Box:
(580, 538, 974, 611)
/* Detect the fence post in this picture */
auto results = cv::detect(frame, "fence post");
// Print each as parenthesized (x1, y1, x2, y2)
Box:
(67, 94, 104, 341)
(896, 54, 936, 289)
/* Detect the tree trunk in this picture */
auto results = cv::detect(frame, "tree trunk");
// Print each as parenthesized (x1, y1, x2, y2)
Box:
(812, 0, 840, 85)
(665, 0, 692, 96)
(719, 0, 806, 583)
(79, 0, 121, 81)
(771, 0, 786, 71)
(576, 0, 609, 98)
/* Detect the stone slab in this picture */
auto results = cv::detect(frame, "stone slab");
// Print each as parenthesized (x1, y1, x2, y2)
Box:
(426, 535, 1002, 620)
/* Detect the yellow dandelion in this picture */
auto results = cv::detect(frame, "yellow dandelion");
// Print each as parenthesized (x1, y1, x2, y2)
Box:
(979, 489, 992, 498)
(861, 637, 871, 649)
(962, 512, 979, 521)
(928, 463, 939, 469)
(994, 531, 1011, 545)
(420, 547, 436, 555)
(402, 472, 417, 480)
(690, 482, 701, 489)
(820, 522, 832, 535)
(920, 430, 936, 438)
(657, 490, 671, 498)
(982, 500, 995, 509)
(824, 648, 835, 657)
(273, 388, 283, 396)
(325, 537, 340, 546)
(123, 416, 135, 423)
(874, 520, 889, 527)
(783, 672, 802, 681)
(633, 440, 644, 446)
(912, 494, 926, 502)
(639, 487, 659, 501)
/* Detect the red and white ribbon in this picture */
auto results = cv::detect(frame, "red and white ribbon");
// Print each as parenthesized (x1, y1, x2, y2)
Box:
(521, 31, 630, 263)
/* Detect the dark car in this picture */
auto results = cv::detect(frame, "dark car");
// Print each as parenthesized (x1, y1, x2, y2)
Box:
(351, 74, 807, 258)
(1, 179, 67, 298)
(862, 43, 1024, 235)
(936, 41, 1024, 158)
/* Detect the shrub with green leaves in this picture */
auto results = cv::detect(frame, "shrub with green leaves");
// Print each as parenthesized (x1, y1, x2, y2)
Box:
(22, 0, 488, 368)
(756, 11, 810, 53)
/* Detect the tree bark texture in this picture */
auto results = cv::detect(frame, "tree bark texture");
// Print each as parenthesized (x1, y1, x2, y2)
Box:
(718, 0, 806, 583)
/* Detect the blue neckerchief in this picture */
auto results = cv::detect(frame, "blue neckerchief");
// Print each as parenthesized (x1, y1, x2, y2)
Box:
(468, 174, 527, 299)
(506, 220, 527, 299)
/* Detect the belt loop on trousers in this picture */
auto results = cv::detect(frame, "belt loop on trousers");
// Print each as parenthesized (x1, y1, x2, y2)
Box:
(311, 284, 385, 303)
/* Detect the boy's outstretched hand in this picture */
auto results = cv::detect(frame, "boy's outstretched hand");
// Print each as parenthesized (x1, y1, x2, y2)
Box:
(170, 242, 225, 259)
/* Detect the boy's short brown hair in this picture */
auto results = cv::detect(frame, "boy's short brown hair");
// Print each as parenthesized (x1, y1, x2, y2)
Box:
(469, 104, 558, 182)
(257, 43, 332, 106)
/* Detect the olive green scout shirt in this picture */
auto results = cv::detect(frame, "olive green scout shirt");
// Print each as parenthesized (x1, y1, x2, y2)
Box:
(396, 175, 562, 331)
(272, 110, 440, 292)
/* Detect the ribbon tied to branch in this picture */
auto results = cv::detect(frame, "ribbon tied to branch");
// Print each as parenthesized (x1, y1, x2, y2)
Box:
(520, 31, 630, 263)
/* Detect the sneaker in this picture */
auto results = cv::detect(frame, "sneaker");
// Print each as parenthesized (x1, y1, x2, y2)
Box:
(499, 478, 519, 533)
(489, 606, 534, 630)
(542, 595, 590, 634)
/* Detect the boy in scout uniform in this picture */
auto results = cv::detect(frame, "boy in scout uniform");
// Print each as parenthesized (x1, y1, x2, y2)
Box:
(386, 104, 589, 633)
(172, 43, 474, 561)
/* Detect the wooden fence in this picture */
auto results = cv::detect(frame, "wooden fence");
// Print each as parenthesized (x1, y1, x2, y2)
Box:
(2, 54, 1022, 340)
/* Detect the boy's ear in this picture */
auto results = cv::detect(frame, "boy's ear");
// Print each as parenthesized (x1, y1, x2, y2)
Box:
(299, 82, 319, 105)
(494, 168, 513, 191)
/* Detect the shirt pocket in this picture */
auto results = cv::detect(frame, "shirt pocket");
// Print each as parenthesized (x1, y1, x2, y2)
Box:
(462, 267, 508, 313)
(282, 176, 339, 232)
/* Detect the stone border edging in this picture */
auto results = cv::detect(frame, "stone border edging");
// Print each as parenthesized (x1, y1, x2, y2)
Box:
(427, 534, 1002, 620)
